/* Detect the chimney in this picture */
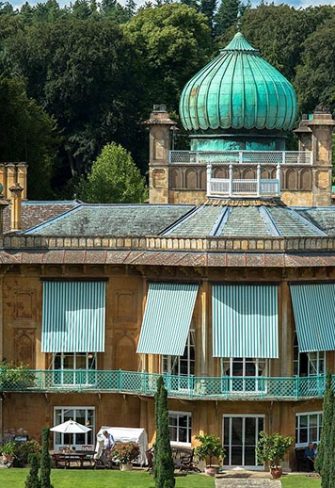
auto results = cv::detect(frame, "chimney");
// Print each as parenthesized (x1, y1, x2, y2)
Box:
(0, 183, 9, 235)
(17, 163, 28, 200)
(6, 164, 16, 200)
(145, 105, 177, 204)
(9, 183, 23, 231)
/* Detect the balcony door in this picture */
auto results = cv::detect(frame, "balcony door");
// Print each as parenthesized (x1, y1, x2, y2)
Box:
(223, 415, 264, 468)
(162, 330, 195, 391)
(221, 358, 267, 393)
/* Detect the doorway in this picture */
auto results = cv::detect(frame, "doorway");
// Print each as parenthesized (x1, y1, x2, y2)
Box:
(223, 415, 264, 468)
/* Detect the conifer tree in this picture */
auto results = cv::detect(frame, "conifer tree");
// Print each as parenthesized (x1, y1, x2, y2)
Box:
(154, 376, 175, 488)
(25, 453, 41, 488)
(40, 428, 53, 488)
(315, 372, 333, 488)
(215, 0, 240, 37)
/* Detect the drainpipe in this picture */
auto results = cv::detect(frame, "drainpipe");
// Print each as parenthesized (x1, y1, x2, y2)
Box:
(0, 183, 9, 442)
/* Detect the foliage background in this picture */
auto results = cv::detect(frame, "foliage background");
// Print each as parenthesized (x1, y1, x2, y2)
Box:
(0, 0, 334, 199)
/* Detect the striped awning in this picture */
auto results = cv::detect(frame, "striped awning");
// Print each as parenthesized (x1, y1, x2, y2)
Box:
(212, 284, 279, 358)
(137, 282, 199, 355)
(42, 281, 106, 353)
(290, 283, 335, 352)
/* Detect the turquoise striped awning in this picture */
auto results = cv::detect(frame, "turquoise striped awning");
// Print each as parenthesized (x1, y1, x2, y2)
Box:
(42, 281, 106, 353)
(137, 283, 199, 355)
(290, 283, 335, 353)
(212, 284, 279, 358)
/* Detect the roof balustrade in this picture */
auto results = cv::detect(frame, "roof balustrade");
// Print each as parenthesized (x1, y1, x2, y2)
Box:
(169, 150, 312, 197)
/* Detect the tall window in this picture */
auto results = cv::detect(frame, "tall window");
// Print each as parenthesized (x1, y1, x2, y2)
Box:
(296, 412, 322, 447)
(52, 353, 96, 385)
(168, 411, 192, 445)
(221, 358, 267, 393)
(293, 335, 325, 376)
(54, 407, 95, 450)
(162, 330, 195, 391)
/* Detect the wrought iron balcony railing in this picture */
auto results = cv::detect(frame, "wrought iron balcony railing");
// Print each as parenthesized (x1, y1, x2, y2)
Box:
(169, 150, 312, 166)
(0, 369, 328, 401)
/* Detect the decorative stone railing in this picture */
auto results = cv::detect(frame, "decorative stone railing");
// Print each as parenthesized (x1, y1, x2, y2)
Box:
(2, 235, 335, 253)
(0, 369, 328, 401)
(169, 150, 312, 166)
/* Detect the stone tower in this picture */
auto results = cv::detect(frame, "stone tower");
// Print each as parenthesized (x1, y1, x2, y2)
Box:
(148, 33, 334, 207)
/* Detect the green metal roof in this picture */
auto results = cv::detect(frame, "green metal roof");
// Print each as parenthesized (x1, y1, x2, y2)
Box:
(179, 32, 298, 132)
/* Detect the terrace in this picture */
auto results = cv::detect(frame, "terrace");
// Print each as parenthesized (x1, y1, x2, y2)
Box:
(0, 369, 328, 401)
(169, 150, 312, 198)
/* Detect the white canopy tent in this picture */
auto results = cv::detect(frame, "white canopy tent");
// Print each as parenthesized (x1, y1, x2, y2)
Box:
(95, 427, 148, 466)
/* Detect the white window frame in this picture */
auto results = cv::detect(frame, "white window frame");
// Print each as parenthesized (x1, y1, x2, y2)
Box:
(53, 406, 95, 451)
(220, 358, 267, 393)
(168, 410, 192, 446)
(295, 411, 323, 448)
(293, 335, 325, 377)
(162, 330, 195, 391)
(52, 353, 97, 386)
(222, 414, 265, 469)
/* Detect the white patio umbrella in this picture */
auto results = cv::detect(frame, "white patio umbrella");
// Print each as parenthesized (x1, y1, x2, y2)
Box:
(50, 419, 91, 434)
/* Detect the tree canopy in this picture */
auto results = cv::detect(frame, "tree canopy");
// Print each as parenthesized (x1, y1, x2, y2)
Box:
(0, 1, 334, 199)
(78, 143, 147, 203)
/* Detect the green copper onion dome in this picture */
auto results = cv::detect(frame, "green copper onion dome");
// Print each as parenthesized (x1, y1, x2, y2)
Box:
(179, 32, 298, 132)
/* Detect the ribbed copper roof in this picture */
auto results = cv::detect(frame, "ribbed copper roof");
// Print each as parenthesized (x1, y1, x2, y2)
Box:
(179, 32, 298, 132)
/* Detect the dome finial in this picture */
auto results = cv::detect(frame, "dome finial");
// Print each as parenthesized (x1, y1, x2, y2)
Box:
(236, 11, 241, 32)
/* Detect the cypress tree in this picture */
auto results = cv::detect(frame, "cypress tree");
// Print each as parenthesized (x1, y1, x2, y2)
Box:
(154, 376, 162, 480)
(315, 372, 333, 488)
(25, 453, 41, 488)
(154, 376, 175, 488)
(40, 428, 53, 488)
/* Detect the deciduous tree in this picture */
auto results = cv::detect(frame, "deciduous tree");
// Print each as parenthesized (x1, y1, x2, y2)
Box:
(78, 143, 147, 203)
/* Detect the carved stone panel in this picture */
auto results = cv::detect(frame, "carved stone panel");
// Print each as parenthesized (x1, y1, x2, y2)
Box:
(14, 328, 35, 367)
(114, 290, 137, 323)
(114, 335, 137, 371)
(13, 290, 36, 321)
(152, 169, 166, 189)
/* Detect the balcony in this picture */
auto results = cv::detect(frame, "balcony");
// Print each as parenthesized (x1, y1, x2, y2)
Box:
(0, 369, 328, 401)
(169, 150, 312, 198)
(169, 150, 312, 166)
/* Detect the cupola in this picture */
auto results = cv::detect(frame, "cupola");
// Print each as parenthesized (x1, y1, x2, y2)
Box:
(179, 32, 298, 152)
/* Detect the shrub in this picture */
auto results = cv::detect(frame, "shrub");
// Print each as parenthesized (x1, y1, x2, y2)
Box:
(112, 442, 140, 464)
(195, 434, 225, 467)
(256, 432, 293, 469)
(0, 361, 35, 390)
(15, 439, 41, 466)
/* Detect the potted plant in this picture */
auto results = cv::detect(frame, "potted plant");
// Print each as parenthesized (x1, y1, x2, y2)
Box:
(195, 434, 225, 476)
(1, 440, 16, 464)
(256, 431, 293, 479)
(111, 442, 140, 471)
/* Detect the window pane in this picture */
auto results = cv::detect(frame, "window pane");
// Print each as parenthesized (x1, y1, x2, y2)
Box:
(63, 354, 74, 369)
(300, 429, 308, 443)
(76, 354, 86, 369)
(224, 418, 230, 445)
(299, 416, 308, 428)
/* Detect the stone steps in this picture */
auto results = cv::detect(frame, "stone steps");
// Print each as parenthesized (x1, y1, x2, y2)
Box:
(215, 479, 281, 488)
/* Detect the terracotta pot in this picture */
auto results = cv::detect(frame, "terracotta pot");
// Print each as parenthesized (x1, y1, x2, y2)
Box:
(2, 454, 14, 464)
(120, 462, 132, 471)
(205, 466, 218, 476)
(270, 467, 282, 479)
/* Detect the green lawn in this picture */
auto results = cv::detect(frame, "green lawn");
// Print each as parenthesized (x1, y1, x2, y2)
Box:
(0, 470, 321, 488)
(0, 468, 215, 488)
(281, 475, 320, 488)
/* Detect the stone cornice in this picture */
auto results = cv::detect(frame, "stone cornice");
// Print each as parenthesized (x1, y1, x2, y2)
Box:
(2, 234, 335, 253)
